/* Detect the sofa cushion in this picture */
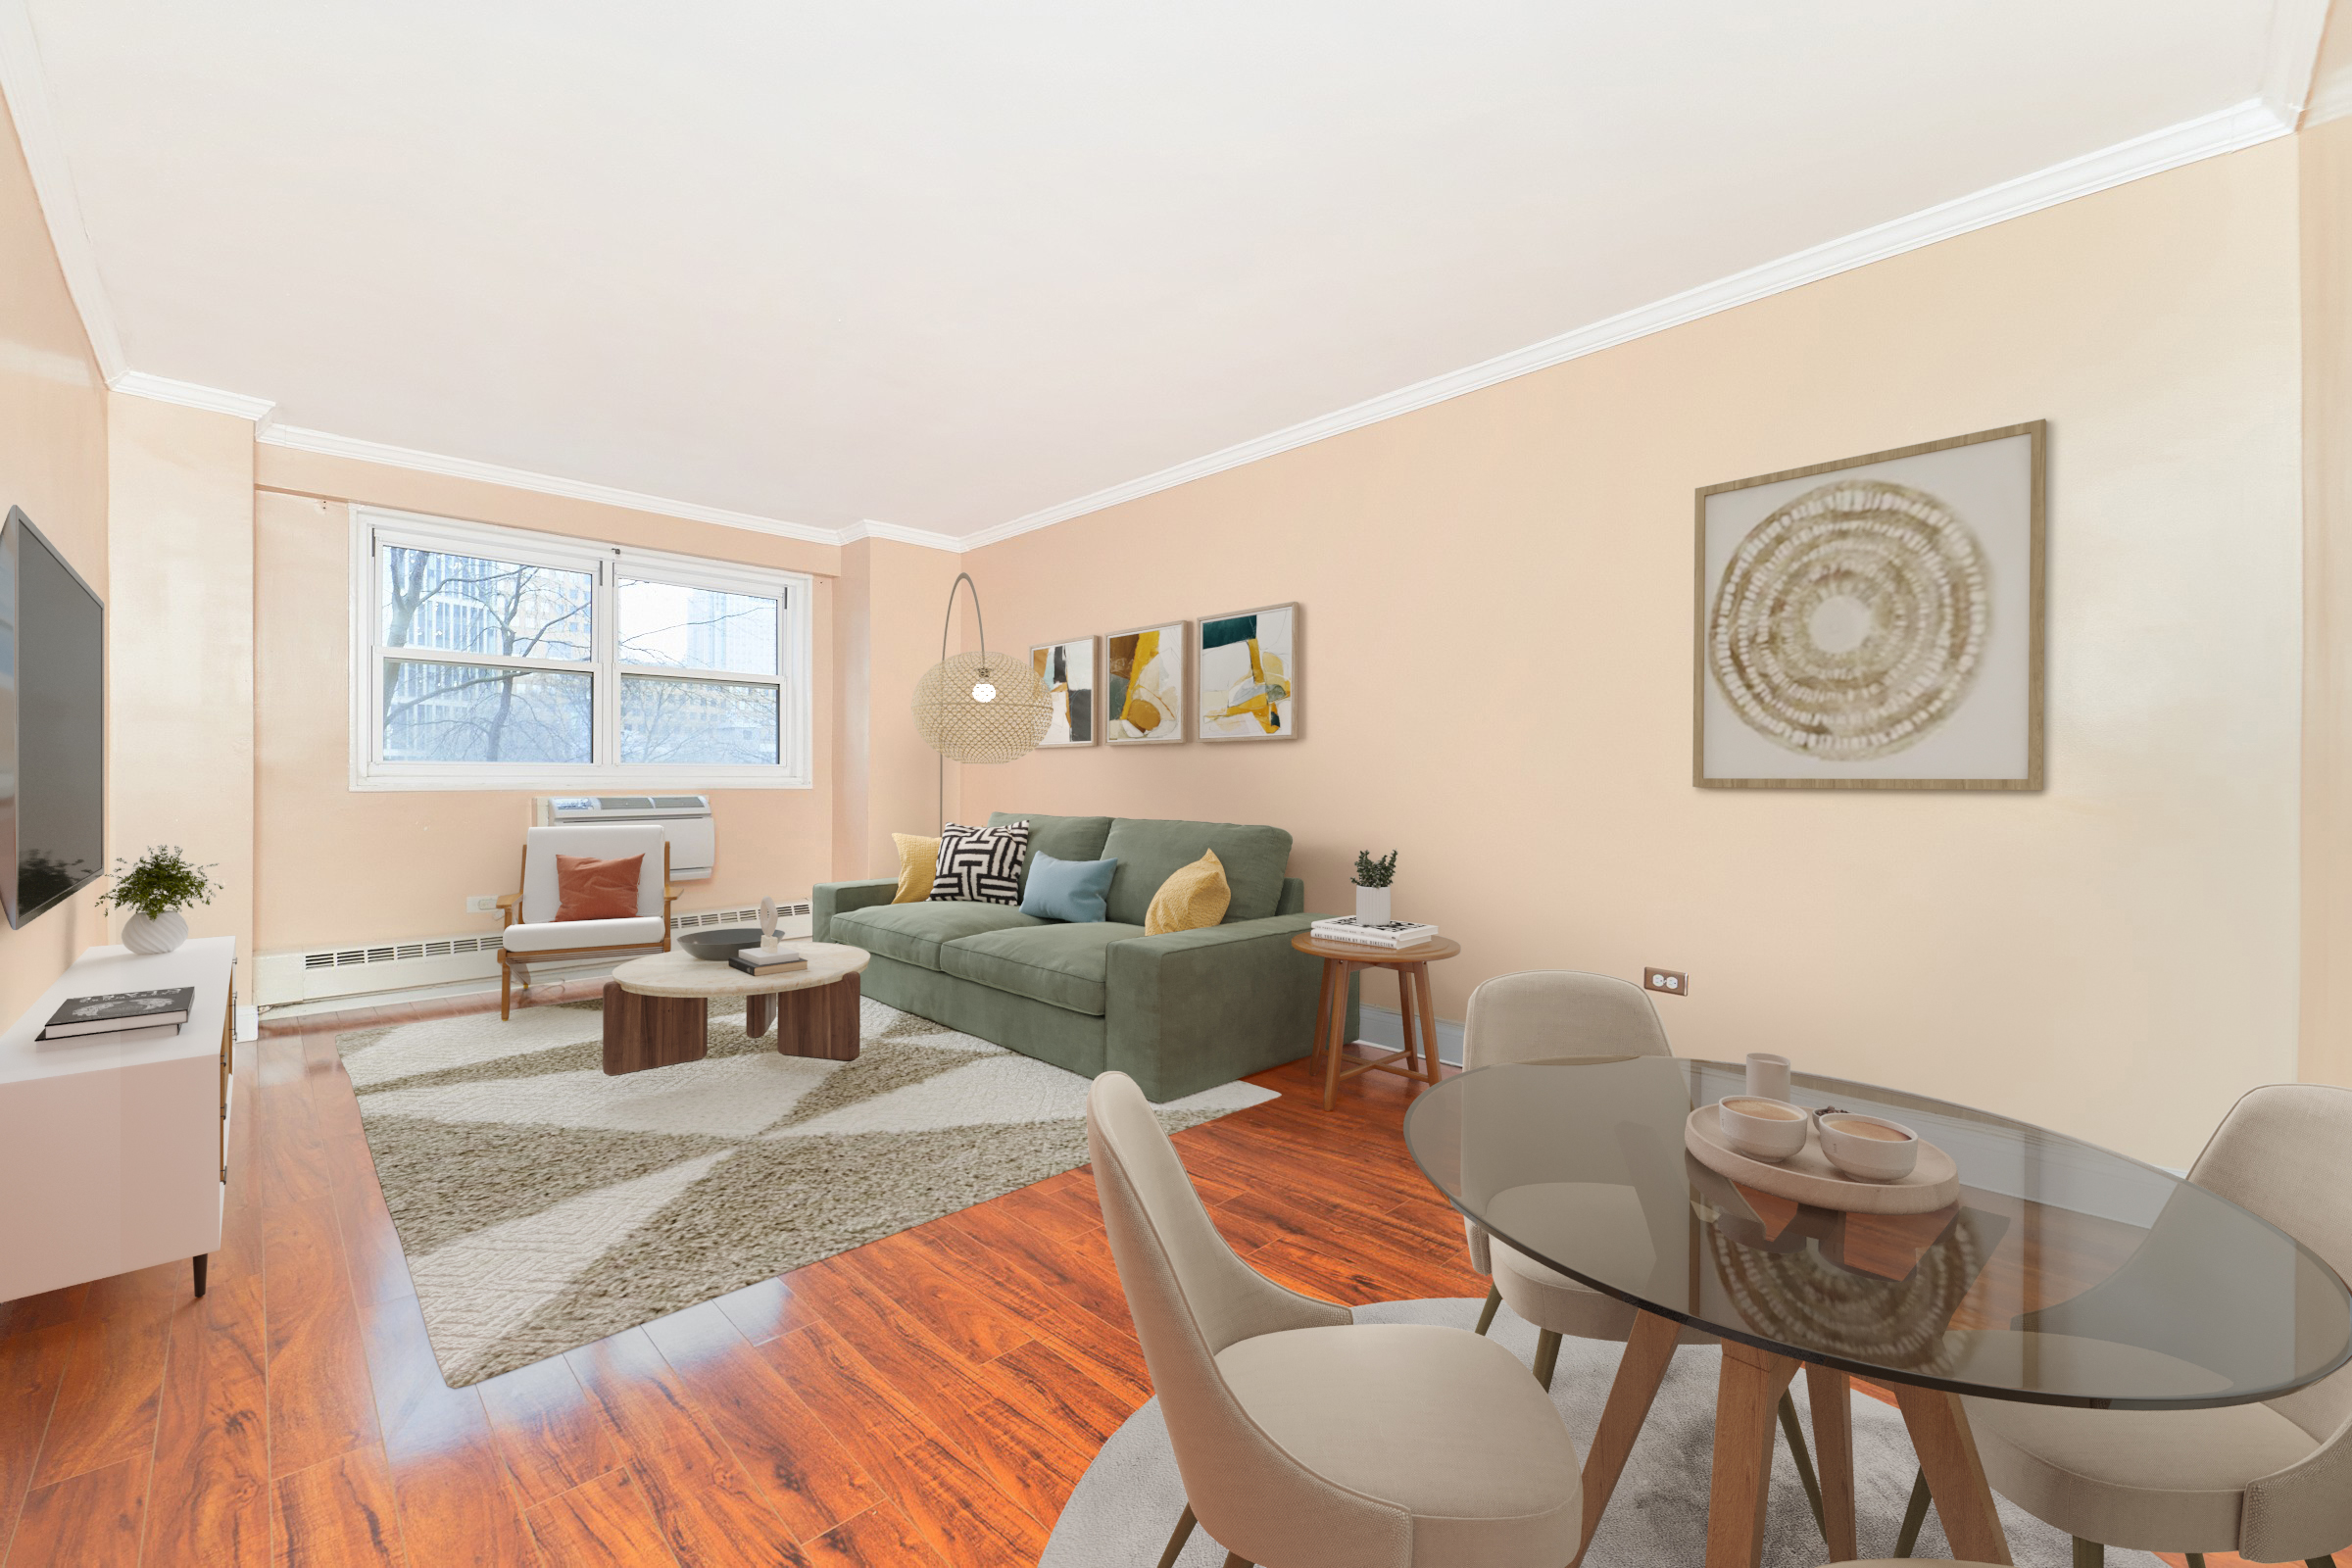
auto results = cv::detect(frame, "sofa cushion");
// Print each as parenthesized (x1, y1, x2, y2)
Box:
(940, 921, 1147, 1016)
(1101, 818, 1293, 926)
(1021, 852, 1119, 923)
(832, 901, 1042, 971)
(989, 812, 1113, 895)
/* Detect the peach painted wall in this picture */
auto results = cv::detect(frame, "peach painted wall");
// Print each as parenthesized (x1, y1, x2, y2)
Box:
(106, 397, 256, 960)
(960, 142, 2306, 1168)
(2302, 110, 2352, 1090)
(253, 448, 840, 950)
(0, 89, 109, 1022)
(830, 538, 972, 880)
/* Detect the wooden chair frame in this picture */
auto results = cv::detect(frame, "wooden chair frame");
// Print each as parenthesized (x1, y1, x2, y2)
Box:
(497, 840, 682, 1019)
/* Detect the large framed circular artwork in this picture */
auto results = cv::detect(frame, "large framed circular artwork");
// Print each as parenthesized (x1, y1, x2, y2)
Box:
(1694, 421, 2044, 790)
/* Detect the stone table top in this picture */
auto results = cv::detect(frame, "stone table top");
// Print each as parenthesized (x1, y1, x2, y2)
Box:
(610, 942, 870, 998)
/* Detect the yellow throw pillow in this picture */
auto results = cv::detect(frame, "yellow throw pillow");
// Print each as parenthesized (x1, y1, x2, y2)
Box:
(1146, 849, 1230, 935)
(891, 834, 940, 904)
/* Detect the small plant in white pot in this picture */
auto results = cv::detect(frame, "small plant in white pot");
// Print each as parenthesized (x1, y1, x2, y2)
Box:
(1353, 849, 1397, 926)
(97, 846, 217, 956)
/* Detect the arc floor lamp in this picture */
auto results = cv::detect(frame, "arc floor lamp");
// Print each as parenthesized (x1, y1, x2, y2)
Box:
(911, 572, 1051, 828)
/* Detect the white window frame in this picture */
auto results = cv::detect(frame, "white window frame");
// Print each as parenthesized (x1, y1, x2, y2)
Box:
(349, 506, 813, 791)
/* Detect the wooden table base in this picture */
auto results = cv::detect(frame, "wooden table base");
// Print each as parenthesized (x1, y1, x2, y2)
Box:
(1573, 1309, 2007, 1568)
(601, 984, 709, 1074)
(607, 973, 862, 1075)
(1309, 956, 1443, 1110)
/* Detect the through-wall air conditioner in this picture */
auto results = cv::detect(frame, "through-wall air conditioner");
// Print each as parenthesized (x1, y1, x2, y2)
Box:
(533, 795, 715, 880)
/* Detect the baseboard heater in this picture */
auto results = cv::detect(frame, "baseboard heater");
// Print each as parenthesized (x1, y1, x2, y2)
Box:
(254, 902, 813, 1006)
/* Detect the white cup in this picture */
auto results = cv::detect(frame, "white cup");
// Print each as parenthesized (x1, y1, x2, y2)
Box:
(1744, 1053, 1790, 1102)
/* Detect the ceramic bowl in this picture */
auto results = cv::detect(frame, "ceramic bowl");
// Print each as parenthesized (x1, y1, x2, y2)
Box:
(1716, 1096, 1810, 1162)
(1816, 1113, 1920, 1182)
(678, 927, 763, 961)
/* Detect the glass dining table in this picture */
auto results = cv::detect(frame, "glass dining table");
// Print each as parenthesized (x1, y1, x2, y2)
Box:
(1403, 1056, 2352, 1568)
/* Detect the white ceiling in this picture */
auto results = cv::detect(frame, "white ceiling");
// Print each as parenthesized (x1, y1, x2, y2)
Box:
(7, 1, 2321, 540)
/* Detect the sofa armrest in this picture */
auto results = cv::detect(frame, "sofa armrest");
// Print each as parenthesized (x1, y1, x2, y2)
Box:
(813, 879, 899, 942)
(1104, 912, 1354, 1102)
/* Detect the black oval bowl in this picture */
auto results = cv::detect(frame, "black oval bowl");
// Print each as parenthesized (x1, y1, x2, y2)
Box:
(679, 927, 764, 961)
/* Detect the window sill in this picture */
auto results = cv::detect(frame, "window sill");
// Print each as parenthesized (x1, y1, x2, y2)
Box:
(350, 769, 814, 793)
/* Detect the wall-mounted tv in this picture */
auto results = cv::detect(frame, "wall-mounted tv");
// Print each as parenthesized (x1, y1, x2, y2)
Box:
(1, 507, 105, 928)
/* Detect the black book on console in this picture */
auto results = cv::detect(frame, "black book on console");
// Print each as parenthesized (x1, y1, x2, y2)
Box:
(39, 986, 196, 1039)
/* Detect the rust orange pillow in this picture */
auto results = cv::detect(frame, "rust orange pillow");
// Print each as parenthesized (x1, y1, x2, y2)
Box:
(555, 853, 643, 921)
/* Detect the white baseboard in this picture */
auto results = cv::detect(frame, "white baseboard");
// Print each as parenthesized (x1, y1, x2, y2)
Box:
(1356, 1003, 1464, 1067)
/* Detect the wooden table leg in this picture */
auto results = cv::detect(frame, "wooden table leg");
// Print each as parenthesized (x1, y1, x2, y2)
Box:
(1309, 957, 1337, 1078)
(1892, 1384, 2011, 1565)
(746, 992, 772, 1039)
(1572, 1309, 1679, 1567)
(1320, 962, 1351, 1110)
(1804, 1364, 1857, 1562)
(1396, 962, 1424, 1078)
(1705, 1340, 1799, 1568)
(776, 973, 861, 1061)
(602, 982, 709, 1075)
(1410, 962, 1443, 1085)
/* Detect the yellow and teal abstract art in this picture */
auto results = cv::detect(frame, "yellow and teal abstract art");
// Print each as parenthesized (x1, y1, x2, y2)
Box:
(1106, 621, 1185, 744)
(1198, 603, 1298, 741)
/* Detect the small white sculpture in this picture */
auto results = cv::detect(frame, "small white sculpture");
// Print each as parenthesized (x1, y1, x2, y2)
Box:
(758, 896, 778, 954)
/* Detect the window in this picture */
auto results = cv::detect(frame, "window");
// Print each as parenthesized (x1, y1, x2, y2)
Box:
(352, 508, 811, 789)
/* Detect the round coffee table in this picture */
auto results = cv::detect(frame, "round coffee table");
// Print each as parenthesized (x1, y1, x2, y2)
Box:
(602, 943, 871, 1076)
(1289, 931, 1461, 1110)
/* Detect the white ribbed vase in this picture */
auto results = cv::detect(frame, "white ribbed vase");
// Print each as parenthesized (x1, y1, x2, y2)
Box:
(122, 909, 189, 955)
(1353, 885, 1392, 926)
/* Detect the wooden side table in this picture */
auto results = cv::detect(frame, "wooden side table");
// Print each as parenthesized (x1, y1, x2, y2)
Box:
(1289, 932, 1461, 1110)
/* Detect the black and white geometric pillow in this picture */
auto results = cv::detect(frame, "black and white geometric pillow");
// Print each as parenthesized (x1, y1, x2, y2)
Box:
(929, 820, 1031, 905)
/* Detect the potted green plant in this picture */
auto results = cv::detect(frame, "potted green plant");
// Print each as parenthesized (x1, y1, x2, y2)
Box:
(1353, 849, 1397, 926)
(96, 846, 218, 956)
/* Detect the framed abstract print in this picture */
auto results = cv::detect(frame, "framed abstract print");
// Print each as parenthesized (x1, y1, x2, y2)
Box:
(1695, 421, 2044, 791)
(1105, 621, 1186, 745)
(1030, 636, 1097, 746)
(1197, 603, 1299, 741)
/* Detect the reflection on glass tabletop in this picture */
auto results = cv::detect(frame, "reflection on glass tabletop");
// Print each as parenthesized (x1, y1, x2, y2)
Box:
(1402, 1056, 2351, 1409)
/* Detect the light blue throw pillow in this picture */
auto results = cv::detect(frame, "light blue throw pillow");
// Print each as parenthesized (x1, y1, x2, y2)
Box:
(1020, 851, 1118, 923)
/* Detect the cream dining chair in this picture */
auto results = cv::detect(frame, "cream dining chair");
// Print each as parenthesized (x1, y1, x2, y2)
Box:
(1458, 970, 1839, 1548)
(1086, 1070, 1584, 1568)
(1957, 1083, 2352, 1568)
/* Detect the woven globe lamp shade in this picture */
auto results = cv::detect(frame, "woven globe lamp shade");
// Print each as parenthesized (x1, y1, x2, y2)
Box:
(912, 649, 1051, 763)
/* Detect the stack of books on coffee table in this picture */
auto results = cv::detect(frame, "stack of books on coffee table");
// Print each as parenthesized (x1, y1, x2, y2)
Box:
(729, 947, 808, 978)
(1310, 916, 1440, 950)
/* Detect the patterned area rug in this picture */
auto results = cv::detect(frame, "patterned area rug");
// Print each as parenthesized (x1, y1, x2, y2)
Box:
(1040, 1297, 2167, 1568)
(338, 997, 1277, 1387)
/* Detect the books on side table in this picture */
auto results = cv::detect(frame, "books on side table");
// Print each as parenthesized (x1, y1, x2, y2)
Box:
(729, 947, 809, 978)
(1309, 917, 1440, 950)
(37, 986, 196, 1041)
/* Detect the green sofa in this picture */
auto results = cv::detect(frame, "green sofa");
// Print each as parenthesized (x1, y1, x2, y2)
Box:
(813, 813, 1353, 1102)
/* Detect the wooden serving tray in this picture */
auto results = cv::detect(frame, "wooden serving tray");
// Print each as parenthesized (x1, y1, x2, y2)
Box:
(1685, 1103, 1960, 1214)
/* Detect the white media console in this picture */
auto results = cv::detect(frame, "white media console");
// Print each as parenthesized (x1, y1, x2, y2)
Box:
(0, 936, 235, 1301)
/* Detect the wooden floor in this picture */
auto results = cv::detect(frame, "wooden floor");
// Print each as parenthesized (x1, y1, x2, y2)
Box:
(0, 983, 2332, 1568)
(0, 983, 1488, 1567)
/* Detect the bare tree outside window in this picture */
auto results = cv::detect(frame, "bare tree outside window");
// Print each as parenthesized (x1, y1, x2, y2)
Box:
(379, 547, 594, 762)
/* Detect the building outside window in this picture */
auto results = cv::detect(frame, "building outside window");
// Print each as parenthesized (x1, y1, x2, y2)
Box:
(352, 507, 811, 789)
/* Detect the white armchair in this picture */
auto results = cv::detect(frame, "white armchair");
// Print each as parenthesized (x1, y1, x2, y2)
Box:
(497, 825, 680, 1019)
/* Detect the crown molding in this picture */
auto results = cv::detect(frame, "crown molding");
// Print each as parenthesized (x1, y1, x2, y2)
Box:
(258, 423, 841, 545)
(960, 96, 2292, 552)
(2311, 69, 2352, 125)
(0, 0, 125, 380)
(837, 517, 964, 553)
(108, 369, 275, 422)
(2260, 0, 2335, 122)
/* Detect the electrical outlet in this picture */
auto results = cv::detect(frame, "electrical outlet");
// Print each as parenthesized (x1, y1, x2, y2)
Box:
(466, 894, 498, 914)
(1642, 967, 1690, 998)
